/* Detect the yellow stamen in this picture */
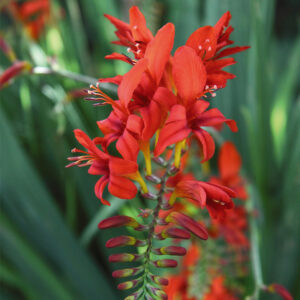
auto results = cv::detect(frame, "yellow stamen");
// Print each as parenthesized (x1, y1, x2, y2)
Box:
(174, 139, 186, 168)
(140, 140, 152, 175)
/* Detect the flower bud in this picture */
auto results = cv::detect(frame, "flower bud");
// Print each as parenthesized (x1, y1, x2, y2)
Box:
(167, 166, 180, 176)
(140, 192, 158, 200)
(117, 279, 141, 290)
(152, 259, 177, 268)
(145, 174, 162, 184)
(124, 290, 143, 300)
(166, 212, 208, 240)
(146, 285, 168, 300)
(109, 253, 141, 263)
(98, 215, 144, 230)
(264, 283, 293, 300)
(105, 236, 146, 248)
(152, 157, 167, 167)
(152, 246, 186, 256)
(0, 61, 32, 89)
(148, 274, 169, 286)
(112, 267, 141, 278)
(155, 227, 191, 240)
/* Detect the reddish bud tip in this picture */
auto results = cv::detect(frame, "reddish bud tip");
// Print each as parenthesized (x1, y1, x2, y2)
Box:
(166, 212, 208, 240)
(145, 174, 162, 184)
(148, 274, 169, 286)
(153, 246, 186, 256)
(98, 215, 142, 230)
(109, 253, 141, 263)
(152, 259, 178, 268)
(117, 279, 140, 290)
(105, 235, 146, 248)
(152, 157, 167, 167)
(112, 267, 141, 278)
(156, 227, 191, 240)
(265, 283, 293, 300)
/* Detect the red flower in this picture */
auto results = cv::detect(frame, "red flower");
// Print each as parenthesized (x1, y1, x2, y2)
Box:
(212, 206, 249, 248)
(210, 141, 248, 200)
(0, 61, 32, 89)
(154, 46, 237, 163)
(11, 0, 50, 40)
(266, 283, 293, 300)
(164, 244, 200, 300)
(186, 11, 250, 89)
(166, 173, 236, 219)
(105, 6, 153, 61)
(66, 129, 146, 205)
(203, 276, 238, 300)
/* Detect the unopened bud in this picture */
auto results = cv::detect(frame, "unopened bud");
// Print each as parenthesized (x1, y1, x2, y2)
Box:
(152, 157, 167, 167)
(145, 175, 161, 184)
(112, 267, 142, 278)
(117, 279, 141, 290)
(152, 259, 177, 268)
(148, 274, 169, 286)
(155, 227, 191, 240)
(166, 212, 208, 240)
(105, 235, 146, 248)
(109, 253, 141, 263)
(98, 215, 144, 231)
(146, 285, 168, 300)
(152, 246, 186, 256)
(124, 290, 143, 300)
(140, 192, 158, 200)
(167, 166, 179, 176)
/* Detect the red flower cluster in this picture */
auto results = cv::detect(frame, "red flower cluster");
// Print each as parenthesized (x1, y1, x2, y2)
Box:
(68, 6, 248, 208)
(10, 0, 50, 40)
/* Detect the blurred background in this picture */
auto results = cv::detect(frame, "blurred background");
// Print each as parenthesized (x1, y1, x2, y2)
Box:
(0, 0, 299, 299)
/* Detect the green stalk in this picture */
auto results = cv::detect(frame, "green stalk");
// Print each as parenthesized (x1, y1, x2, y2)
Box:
(246, 185, 264, 300)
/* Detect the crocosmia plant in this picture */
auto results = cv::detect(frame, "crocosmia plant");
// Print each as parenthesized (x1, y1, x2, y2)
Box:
(65, 6, 291, 300)
(1, 3, 295, 300)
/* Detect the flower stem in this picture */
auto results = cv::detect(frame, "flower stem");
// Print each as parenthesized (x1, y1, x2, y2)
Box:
(246, 185, 264, 300)
(140, 157, 173, 297)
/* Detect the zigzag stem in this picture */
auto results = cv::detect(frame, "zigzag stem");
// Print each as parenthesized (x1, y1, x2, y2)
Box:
(140, 157, 174, 298)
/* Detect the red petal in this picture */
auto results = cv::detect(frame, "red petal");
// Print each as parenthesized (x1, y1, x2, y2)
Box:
(129, 6, 153, 43)
(116, 130, 140, 161)
(104, 14, 131, 33)
(167, 212, 208, 240)
(118, 58, 148, 107)
(109, 157, 138, 175)
(99, 75, 123, 85)
(214, 11, 231, 36)
(175, 180, 207, 208)
(193, 129, 215, 162)
(215, 46, 250, 59)
(205, 57, 236, 73)
(94, 176, 110, 205)
(108, 175, 137, 199)
(173, 46, 206, 106)
(153, 87, 178, 109)
(154, 105, 191, 156)
(140, 100, 162, 140)
(74, 129, 108, 159)
(105, 53, 133, 64)
(144, 23, 175, 85)
(196, 108, 238, 132)
(126, 114, 143, 136)
(218, 141, 242, 181)
(186, 26, 217, 60)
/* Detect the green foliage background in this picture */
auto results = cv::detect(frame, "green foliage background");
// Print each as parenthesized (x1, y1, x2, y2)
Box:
(0, 0, 299, 299)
